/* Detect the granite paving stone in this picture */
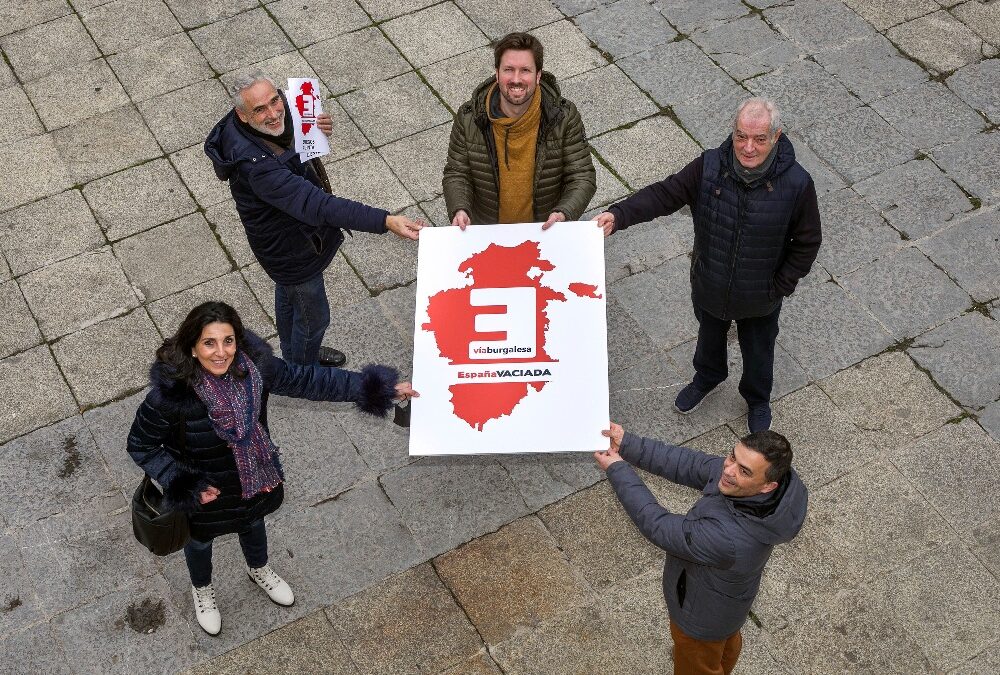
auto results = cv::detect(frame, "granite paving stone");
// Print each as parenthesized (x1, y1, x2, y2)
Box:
(20, 247, 139, 339)
(146, 271, 273, 336)
(814, 34, 927, 104)
(17, 511, 153, 616)
(0, 85, 44, 142)
(139, 78, 232, 153)
(815, 188, 903, 276)
(324, 149, 414, 215)
(84, 159, 196, 242)
(528, 20, 607, 80)
(918, 210, 1000, 303)
(549, 0, 608, 16)
(610, 256, 700, 350)
(380, 456, 529, 557)
(0, 133, 73, 212)
(843, 0, 939, 31)
(50, 575, 203, 674)
(187, 610, 358, 675)
(0, 415, 122, 536)
(970, 517, 1000, 578)
(887, 10, 992, 75)
(81, 389, 148, 498)
(324, 297, 408, 367)
(204, 199, 254, 267)
(872, 80, 986, 152)
(951, 642, 1000, 675)
(783, 132, 848, 196)
(841, 247, 971, 338)
(80, 0, 181, 55)
(220, 50, 320, 96)
(163, 0, 258, 29)
(303, 28, 410, 97)
(769, 587, 938, 673)
(0, 254, 10, 282)
(603, 290, 671, 387)
(418, 195, 449, 227)
(801, 105, 914, 183)
(318, 99, 371, 162)
(538, 480, 662, 591)
(560, 65, 658, 137)
(671, 83, 754, 149)
(597, 574, 677, 668)
(779, 281, 893, 380)
(109, 33, 214, 104)
(0, 281, 41, 359)
(980, 401, 1000, 444)
(0, 189, 106, 277)
(853, 159, 972, 239)
(339, 72, 452, 147)
(819, 351, 959, 449)
(865, 543, 1000, 671)
(654, 0, 750, 35)
(0, 0, 71, 39)
(418, 47, 493, 112)
(354, 0, 438, 21)
(115, 213, 231, 302)
(0, 532, 41, 637)
(267, 0, 370, 49)
(383, 2, 489, 68)
(765, 0, 877, 53)
(574, 0, 677, 60)
(0, 625, 73, 675)
(455, 0, 564, 40)
(440, 650, 504, 675)
(52, 106, 162, 184)
(0, 54, 14, 89)
(52, 308, 161, 408)
(265, 401, 369, 510)
(495, 453, 603, 512)
(321, 254, 374, 314)
(892, 420, 1000, 534)
(0, 14, 99, 83)
(374, 283, 416, 347)
(327, 563, 482, 674)
(909, 311, 1000, 409)
(190, 8, 293, 74)
(0, 346, 78, 443)
(589, 115, 701, 188)
(952, 0, 1000, 47)
(588, 158, 629, 211)
(334, 404, 415, 474)
(25, 59, 129, 131)
(265, 480, 423, 607)
(435, 516, 594, 644)
(947, 58, 1000, 124)
(745, 59, 863, 132)
(619, 40, 737, 110)
(340, 226, 418, 294)
(690, 15, 800, 82)
(376, 123, 451, 202)
(932, 131, 1000, 204)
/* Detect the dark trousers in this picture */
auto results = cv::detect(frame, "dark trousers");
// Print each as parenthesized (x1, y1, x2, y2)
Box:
(274, 272, 330, 365)
(184, 519, 268, 588)
(670, 620, 742, 675)
(691, 304, 781, 408)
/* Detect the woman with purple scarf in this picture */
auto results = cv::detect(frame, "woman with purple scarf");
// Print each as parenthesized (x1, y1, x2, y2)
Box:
(127, 301, 416, 636)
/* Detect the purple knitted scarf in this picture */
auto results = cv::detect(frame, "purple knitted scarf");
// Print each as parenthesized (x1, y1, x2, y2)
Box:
(192, 351, 283, 499)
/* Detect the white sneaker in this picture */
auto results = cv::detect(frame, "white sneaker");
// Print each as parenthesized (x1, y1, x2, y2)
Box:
(247, 564, 295, 606)
(191, 584, 221, 635)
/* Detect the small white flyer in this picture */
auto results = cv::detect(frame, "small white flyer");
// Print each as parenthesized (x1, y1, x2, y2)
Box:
(287, 77, 331, 162)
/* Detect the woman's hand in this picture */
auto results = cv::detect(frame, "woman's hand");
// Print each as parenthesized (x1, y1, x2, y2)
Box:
(394, 382, 419, 402)
(199, 486, 220, 504)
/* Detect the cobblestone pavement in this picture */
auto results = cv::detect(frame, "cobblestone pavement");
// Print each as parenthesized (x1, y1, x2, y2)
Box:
(1, 0, 998, 673)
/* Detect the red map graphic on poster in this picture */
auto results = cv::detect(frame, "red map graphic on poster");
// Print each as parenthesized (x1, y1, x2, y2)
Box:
(422, 241, 598, 431)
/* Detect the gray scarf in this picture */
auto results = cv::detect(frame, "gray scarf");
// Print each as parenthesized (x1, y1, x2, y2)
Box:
(732, 143, 777, 185)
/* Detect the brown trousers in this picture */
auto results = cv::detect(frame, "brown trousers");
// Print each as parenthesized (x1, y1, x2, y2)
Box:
(670, 620, 743, 675)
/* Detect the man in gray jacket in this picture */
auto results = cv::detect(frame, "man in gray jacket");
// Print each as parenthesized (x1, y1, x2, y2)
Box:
(595, 423, 807, 674)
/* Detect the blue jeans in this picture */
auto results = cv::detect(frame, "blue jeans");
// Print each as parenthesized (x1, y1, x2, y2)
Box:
(274, 272, 330, 365)
(184, 519, 268, 588)
(692, 304, 781, 408)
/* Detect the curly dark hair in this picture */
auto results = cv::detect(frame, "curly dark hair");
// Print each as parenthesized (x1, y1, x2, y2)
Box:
(493, 32, 543, 71)
(156, 301, 247, 385)
(740, 430, 793, 483)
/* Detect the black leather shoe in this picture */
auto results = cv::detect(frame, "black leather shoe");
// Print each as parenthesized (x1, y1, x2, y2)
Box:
(318, 346, 346, 367)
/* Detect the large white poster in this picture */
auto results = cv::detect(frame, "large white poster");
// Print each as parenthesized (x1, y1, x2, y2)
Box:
(409, 222, 610, 456)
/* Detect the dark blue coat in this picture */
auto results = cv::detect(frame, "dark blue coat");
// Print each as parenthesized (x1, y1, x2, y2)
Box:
(606, 433, 807, 641)
(204, 97, 388, 286)
(609, 135, 821, 321)
(126, 331, 397, 540)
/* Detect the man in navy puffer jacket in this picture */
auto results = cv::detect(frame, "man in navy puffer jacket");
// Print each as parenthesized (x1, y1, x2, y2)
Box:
(205, 74, 422, 368)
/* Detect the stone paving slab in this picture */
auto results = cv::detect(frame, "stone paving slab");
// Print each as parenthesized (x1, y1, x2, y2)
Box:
(384, 2, 490, 68)
(0, 133, 73, 212)
(0, 280, 41, 360)
(872, 80, 986, 152)
(269, 0, 370, 49)
(0, 14, 99, 83)
(108, 34, 214, 103)
(947, 58, 1000, 125)
(419, 47, 494, 112)
(561, 64, 658, 137)
(909, 311, 1000, 410)
(918, 209, 1000, 303)
(930, 131, 1000, 205)
(887, 10, 993, 75)
(690, 14, 799, 83)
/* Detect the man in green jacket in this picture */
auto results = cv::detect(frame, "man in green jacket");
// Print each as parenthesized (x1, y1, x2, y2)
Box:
(443, 32, 596, 229)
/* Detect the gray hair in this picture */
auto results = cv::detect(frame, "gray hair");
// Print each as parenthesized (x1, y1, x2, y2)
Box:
(732, 97, 782, 137)
(229, 72, 277, 111)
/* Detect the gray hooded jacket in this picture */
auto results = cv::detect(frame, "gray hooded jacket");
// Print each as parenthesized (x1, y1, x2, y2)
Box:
(606, 432, 808, 641)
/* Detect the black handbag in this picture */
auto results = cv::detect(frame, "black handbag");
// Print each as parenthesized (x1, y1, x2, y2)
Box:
(131, 416, 190, 556)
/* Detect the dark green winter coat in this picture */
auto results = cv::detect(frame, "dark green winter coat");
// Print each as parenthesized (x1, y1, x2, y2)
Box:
(442, 72, 596, 224)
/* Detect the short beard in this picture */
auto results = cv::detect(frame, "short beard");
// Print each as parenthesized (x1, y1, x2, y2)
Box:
(249, 118, 284, 137)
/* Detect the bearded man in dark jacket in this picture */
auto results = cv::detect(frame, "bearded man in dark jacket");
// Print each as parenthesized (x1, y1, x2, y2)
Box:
(595, 98, 821, 432)
(443, 32, 596, 230)
(205, 74, 423, 369)
(595, 422, 807, 675)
